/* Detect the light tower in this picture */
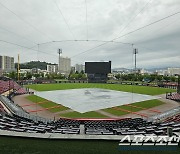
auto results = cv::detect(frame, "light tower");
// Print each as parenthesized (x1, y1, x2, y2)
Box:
(133, 48, 138, 74)
(58, 49, 62, 73)
(17, 53, 20, 81)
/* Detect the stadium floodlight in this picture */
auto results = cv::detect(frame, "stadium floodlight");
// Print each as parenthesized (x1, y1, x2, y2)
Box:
(58, 48, 62, 55)
(133, 48, 138, 74)
(58, 49, 62, 73)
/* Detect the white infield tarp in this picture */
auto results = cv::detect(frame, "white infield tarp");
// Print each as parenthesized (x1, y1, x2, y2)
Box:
(35, 88, 159, 113)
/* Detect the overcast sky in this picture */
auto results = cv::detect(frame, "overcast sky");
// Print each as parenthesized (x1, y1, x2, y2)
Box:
(0, 0, 180, 69)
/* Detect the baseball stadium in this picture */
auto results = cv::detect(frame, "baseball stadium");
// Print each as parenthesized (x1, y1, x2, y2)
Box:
(0, 0, 180, 154)
(0, 75, 180, 153)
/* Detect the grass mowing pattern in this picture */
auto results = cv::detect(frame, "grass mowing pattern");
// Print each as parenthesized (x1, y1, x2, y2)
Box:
(60, 111, 108, 118)
(26, 95, 69, 113)
(26, 83, 175, 95)
(0, 136, 179, 154)
(103, 100, 164, 116)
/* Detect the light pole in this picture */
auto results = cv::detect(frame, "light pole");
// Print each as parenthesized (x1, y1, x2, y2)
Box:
(17, 53, 20, 82)
(58, 49, 62, 73)
(133, 48, 138, 74)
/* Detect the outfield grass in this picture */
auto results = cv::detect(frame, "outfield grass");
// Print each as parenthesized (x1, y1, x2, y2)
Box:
(103, 100, 164, 116)
(0, 136, 179, 154)
(26, 83, 175, 95)
(60, 111, 108, 118)
(26, 95, 69, 113)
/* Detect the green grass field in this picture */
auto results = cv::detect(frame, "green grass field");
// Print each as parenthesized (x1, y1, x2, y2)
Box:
(60, 111, 108, 118)
(26, 95, 69, 113)
(26, 83, 175, 95)
(25, 83, 173, 118)
(103, 100, 164, 116)
(0, 136, 179, 154)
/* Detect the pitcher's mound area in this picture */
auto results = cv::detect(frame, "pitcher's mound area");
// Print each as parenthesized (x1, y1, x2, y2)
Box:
(36, 88, 158, 113)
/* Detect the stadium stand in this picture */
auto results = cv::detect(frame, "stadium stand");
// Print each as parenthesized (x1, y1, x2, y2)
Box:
(166, 77, 180, 102)
(84, 118, 180, 135)
(164, 113, 180, 123)
(0, 110, 180, 136)
(0, 79, 179, 139)
(0, 113, 80, 134)
(0, 103, 6, 113)
(0, 94, 52, 123)
(167, 93, 180, 102)
(159, 82, 178, 89)
(0, 80, 10, 94)
(150, 106, 180, 122)
(0, 78, 27, 95)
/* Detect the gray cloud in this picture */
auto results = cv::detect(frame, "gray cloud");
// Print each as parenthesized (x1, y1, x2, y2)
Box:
(0, 0, 179, 69)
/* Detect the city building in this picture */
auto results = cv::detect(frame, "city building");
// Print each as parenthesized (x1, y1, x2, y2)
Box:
(71, 66, 75, 74)
(59, 57, 71, 75)
(167, 68, 180, 76)
(75, 64, 85, 73)
(47, 64, 58, 73)
(19, 69, 31, 74)
(31, 68, 39, 74)
(0, 55, 15, 72)
(139, 68, 147, 75)
(155, 69, 165, 76)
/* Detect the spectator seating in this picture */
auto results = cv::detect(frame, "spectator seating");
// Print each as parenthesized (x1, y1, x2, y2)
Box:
(0, 114, 80, 134)
(84, 118, 180, 135)
(0, 79, 27, 95)
(167, 92, 180, 102)
(0, 103, 6, 113)
(163, 113, 180, 123)
(0, 80, 10, 94)
(0, 111, 179, 136)
(169, 93, 180, 102)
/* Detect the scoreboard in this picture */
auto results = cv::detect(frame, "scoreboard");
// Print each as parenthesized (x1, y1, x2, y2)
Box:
(85, 61, 111, 74)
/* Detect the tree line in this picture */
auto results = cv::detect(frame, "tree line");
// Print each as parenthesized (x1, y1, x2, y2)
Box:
(15, 61, 56, 70)
(6, 71, 87, 80)
(115, 73, 177, 82)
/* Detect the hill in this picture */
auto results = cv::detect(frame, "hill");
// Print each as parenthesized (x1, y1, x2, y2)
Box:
(15, 61, 57, 70)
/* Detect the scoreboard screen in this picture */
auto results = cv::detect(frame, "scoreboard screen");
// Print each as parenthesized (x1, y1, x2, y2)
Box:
(85, 61, 111, 74)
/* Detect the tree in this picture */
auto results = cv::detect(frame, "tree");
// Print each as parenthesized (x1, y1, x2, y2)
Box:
(68, 72, 87, 80)
(170, 76, 176, 82)
(8, 71, 16, 80)
(115, 74, 121, 80)
(156, 75, 163, 81)
(33, 74, 40, 78)
(45, 74, 50, 79)
(163, 76, 170, 82)
(26, 72, 32, 79)
(137, 74, 143, 81)
(80, 70, 85, 74)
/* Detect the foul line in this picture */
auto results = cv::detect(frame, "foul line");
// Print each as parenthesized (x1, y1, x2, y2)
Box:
(21, 101, 48, 107)
(28, 105, 61, 113)
(112, 107, 148, 117)
(124, 104, 161, 113)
